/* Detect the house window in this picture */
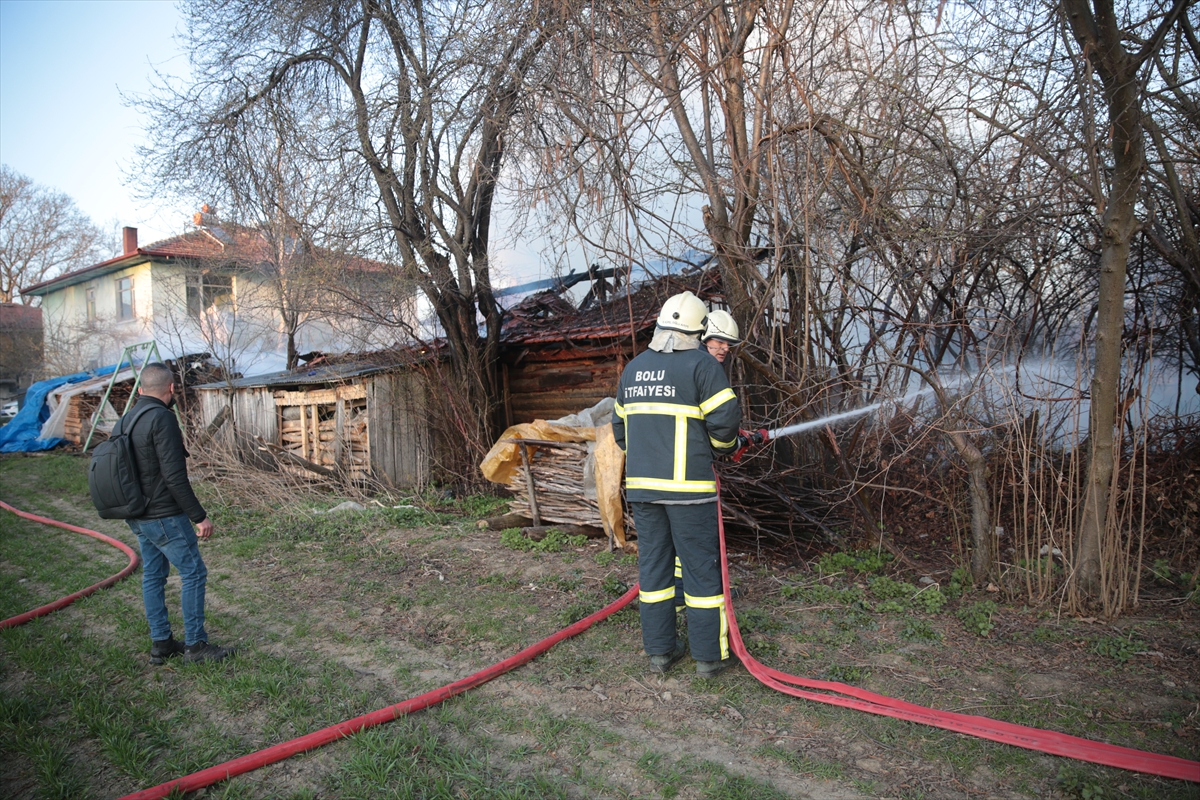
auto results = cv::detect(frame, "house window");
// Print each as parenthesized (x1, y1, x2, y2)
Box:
(116, 277, 134, 320)
(85, 287, 96, 321)
(187, 273, 234, 318)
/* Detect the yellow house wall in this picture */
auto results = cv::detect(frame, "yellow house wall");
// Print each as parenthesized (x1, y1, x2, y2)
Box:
(41, 261, 156, 371)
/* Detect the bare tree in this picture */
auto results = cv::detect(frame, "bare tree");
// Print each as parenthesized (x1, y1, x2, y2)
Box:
(139, 84, 367, 371)
(0, 165, 104, 303)
(138, 0, 563, 455)
(1057, 0, 1191, 604)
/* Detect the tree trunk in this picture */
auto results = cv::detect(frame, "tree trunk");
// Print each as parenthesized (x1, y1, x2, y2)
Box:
(1060, 0, 1154, 603)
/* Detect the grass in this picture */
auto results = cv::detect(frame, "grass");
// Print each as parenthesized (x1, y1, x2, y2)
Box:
(2, 453, 1198, 799)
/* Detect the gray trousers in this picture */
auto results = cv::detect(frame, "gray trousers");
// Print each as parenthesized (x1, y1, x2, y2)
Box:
(633, 501, 729, 663)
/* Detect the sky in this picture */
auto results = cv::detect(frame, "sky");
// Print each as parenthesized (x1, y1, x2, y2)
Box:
(0, 0, 552, 283)
(0, 0, 193, 248)
(0, 1, 666, 288)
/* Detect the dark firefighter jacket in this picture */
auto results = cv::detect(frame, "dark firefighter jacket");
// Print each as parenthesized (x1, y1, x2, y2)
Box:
(125, 395, 208, 523)
(612, 347, 741, 502)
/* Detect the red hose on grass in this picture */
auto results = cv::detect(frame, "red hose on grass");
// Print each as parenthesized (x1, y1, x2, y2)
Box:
(117, 584, 641, 800)
(0, 499, 139, 629)
(712, 483, 1200, 783)
(4, 496, 1195, 793)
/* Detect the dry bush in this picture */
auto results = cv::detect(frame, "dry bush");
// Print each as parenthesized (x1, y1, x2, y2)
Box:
(186, 434, 407, 514)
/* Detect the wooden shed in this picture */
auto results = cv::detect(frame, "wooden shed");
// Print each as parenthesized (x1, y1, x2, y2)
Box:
(193, 356, 434, 487)
(498, 272, 723, 426)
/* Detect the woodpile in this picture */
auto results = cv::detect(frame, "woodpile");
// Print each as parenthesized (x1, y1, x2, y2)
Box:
(276, 385, 370, 480)
(504, 439, 634, 534)
(64, 386, 133, 444)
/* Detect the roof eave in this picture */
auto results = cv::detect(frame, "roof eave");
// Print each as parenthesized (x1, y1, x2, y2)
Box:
(20, 250, 180, 296)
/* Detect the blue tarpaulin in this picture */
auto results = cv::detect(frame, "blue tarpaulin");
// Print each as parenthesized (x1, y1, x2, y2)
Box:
(0, 366, 118, 453)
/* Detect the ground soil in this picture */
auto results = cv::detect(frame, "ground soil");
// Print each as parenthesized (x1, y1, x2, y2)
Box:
(195, 516, 1200, 798)
(2, 457, 1198, 799)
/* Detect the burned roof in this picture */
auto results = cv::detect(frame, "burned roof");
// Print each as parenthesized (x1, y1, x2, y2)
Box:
(500, 270, 724, 346)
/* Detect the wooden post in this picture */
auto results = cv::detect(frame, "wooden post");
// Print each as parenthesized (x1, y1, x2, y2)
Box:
(310, 403, 320, 463)
(519, 442, 541, 527)
(335, 396, 346, 471)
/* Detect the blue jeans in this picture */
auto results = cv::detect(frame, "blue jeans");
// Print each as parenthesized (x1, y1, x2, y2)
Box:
(127, 513, 208, 645)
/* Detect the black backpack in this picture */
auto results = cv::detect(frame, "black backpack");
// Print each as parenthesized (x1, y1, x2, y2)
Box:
(88, 402, 158, 520)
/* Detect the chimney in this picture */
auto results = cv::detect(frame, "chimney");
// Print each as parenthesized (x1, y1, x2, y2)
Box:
(122, 227, 138, 255)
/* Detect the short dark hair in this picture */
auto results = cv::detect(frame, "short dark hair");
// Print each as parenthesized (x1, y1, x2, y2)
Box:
(140, 363, 174, 393)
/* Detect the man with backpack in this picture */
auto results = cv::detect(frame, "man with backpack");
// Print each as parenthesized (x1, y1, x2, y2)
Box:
(115, 362, 231, 665)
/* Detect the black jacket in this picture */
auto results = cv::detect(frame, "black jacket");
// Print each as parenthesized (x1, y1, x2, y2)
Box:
(123, 395, 207, 523)
(612, 347, 741, 502)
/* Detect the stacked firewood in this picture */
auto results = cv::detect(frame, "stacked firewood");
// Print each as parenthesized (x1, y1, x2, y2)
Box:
(505, 440, 634, 534)
(345, 404, 369, 480)
(64, 387, 133, 444)
(278, 401, 370, 479)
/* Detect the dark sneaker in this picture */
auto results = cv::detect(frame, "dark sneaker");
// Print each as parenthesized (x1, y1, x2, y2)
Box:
(648, 643, 687, 674)
(183, 642, 233, 664)
(150, 637, 185, 665)
(696, 657, 735, 678)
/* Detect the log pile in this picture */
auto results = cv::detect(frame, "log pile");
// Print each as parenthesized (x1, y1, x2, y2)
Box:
(504, 440, 634, 534)
(276, 386, 370, 481)
(64, 387, 133, 444)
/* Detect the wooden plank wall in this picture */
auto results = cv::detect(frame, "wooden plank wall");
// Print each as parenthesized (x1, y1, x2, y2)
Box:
(505, 352, 622, 424)
(195, 390, 234, 448)
(194, 387, 276, 450)
(198, 373, 432, 488)
(367, 370, 430, 487)
(237, 388, 278, 445)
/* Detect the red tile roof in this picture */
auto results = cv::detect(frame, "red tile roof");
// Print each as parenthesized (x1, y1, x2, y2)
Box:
(22, 222, 390, 295)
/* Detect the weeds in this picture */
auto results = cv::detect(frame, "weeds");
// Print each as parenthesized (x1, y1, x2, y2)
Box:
(816, 549, 892, 576)
(1090, 634, 1144, 662)
(901, 619, 943, 643)
(1057, 766, 1108, 799)
(499, 527, 587, 553)
(957, 600, 998, 637)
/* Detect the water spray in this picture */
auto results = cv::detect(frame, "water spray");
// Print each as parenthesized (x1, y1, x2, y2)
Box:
(732, 380, 961, 462)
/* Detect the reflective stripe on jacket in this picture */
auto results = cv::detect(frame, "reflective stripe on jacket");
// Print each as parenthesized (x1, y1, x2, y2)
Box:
(611, 348, 740, 502)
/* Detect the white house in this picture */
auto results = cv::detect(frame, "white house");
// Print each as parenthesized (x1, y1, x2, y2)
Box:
(22, 217, 415, 376)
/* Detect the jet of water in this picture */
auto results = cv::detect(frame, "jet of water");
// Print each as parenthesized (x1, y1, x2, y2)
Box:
(762, 372, 980, 442)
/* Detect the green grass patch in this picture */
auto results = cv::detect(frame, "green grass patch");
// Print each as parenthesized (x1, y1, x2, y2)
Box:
(499, 527, 587, 553)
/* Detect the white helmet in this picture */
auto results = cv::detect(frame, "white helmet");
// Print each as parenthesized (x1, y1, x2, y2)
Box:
(703, 309, 741, 344)
(656, 291, 708, 335)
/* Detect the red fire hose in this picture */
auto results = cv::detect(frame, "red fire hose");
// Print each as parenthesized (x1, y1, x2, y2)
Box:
(117, 584, 641, 799)
(712, 483, 1199, 783)
(2, 497, 1195, 795)
(0, 499, 139, 629)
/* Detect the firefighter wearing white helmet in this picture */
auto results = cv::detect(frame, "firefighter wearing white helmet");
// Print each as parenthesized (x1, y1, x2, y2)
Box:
(612, 290, 741, 677)
(702, 309, 740, 364)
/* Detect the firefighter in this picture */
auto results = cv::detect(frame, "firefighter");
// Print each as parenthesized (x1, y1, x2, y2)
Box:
(702, 309, 740, 364)
(670, 310, 742, 607)
(612, 291, 742, 677)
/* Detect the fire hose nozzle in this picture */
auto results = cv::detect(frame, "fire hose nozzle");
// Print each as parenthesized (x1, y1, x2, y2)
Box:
(731, 428, 770, 463)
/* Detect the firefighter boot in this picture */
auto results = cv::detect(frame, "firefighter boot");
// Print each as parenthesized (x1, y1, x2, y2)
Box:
(648, 643, 687, 674)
